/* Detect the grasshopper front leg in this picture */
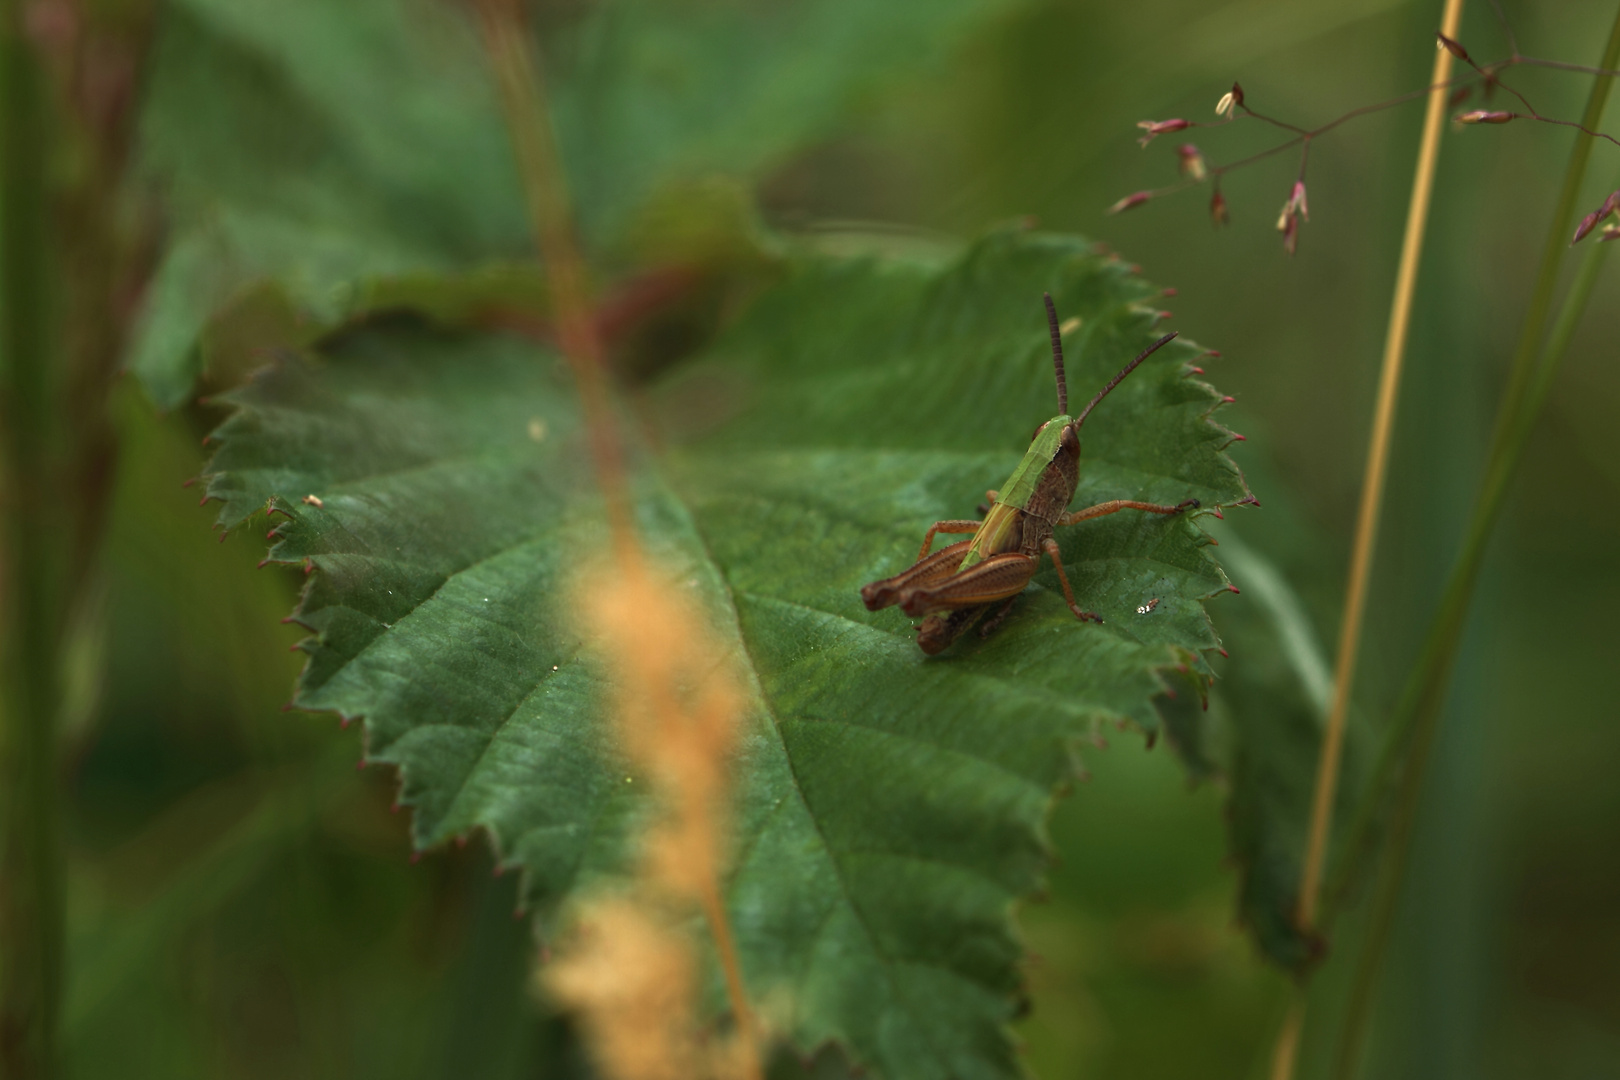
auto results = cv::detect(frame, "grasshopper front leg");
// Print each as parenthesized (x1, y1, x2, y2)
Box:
(1039, 537, 1103, 623)
(1044, 499, 1197, 622)
(1057, 497, 1199, 526)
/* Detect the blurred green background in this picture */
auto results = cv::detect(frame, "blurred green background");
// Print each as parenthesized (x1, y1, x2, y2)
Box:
(47, 1, 1620, 1077)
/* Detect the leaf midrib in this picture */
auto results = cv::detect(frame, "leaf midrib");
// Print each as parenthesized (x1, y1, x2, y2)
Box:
(668, 469, 966, 1079)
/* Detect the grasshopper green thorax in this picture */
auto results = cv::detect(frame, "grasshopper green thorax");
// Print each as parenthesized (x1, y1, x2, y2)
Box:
(860, 293, 1193, 654)
(958, 416, 1070, 571)
(957, 296, 1081, 572)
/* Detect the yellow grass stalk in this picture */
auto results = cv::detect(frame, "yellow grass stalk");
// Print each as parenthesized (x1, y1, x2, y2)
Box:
(475, 4, 761, 1077)
(577, 560, 759, 1075)
(1300, 0, 1466, 937)
(1273, 2, 1465, 1077)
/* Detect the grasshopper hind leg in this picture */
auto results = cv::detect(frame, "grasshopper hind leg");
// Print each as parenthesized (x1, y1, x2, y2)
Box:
(916, 606, 991, 655)
(861, 539, 973, 612)
(977, 596, 1019, 639)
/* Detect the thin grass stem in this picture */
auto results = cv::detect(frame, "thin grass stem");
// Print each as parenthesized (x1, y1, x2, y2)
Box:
(1268, 999, 1306, 1080)
(0, 1, 64, 1075)
(476, 0, 635, 559)
(1298, 0, 1467, 933)
(1269, 4, 1466, 1077)
(698, 878, 761, 1072)
(1328, 2, 1620, 928)
(475, 7, 760, 1076)
(1327, 9, 1620, 1079)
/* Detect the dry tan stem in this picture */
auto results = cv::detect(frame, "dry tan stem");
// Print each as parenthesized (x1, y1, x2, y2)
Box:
(476, 0, 634, 556)
(474, 4, 761, 1076)
(1268, 1000, 1305, 1080)
(583, 563, 761, 1077)
(1300, 0, 1466, 933)
(1274, 1, 1466, 1076)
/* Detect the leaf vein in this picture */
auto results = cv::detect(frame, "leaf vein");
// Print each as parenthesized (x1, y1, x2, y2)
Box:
(667, 484, 963, 1077)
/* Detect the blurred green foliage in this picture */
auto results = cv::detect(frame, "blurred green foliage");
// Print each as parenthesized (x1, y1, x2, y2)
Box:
(42, 0, 1620, 1078)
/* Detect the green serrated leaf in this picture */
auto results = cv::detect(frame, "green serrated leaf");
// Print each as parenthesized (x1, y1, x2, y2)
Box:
(1208, 530, 1367, 974)
(130, 0, 521, 409)
(201, 231, 1249, 1079)
(548, 0, 1017, 242)
(129, 0, 1012, 409)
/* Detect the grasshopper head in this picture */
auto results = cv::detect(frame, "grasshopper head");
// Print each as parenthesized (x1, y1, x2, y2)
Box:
(1026, 415, 1079, 483)
(1041, 295, 1179, 456)
(1029, 414, 1073, 443)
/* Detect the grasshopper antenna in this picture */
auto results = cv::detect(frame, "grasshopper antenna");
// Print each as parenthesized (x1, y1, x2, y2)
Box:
(1043, 293, 1068, 416)
(1074, 331, 1179, 428)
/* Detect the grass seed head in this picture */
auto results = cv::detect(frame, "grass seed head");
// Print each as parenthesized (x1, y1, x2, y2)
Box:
(544, 899, 699, 1080)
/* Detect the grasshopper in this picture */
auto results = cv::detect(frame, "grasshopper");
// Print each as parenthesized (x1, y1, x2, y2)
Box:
(860, 294, 1199, 655)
